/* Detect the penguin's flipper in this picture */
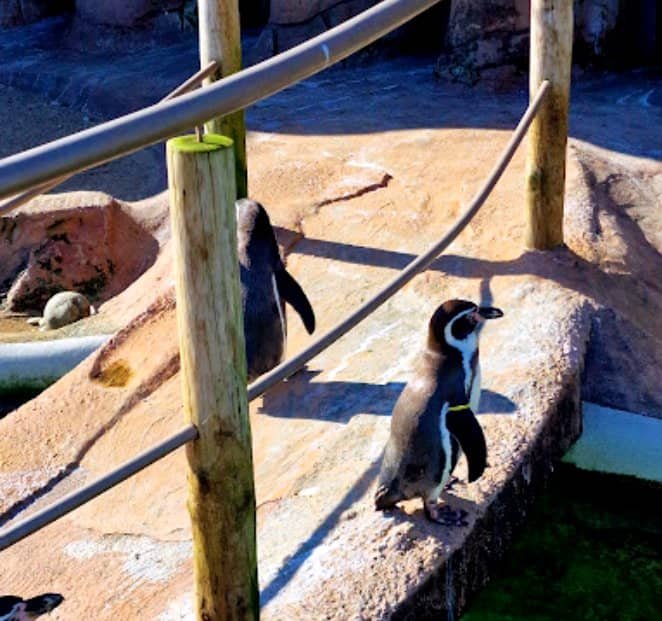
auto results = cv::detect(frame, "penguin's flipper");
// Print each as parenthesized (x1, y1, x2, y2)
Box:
(446, 408, 487, 482)
(275, 269, 316, 334)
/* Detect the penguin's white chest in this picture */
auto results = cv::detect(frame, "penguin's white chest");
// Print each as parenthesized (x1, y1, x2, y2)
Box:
(431, 403, 453, 501)
(469, 363, 481, 412)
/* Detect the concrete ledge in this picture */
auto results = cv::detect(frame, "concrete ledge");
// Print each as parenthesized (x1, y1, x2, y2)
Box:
(563, 401, 662, 483)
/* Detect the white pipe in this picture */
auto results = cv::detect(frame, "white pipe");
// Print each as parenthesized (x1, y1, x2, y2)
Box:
(563, 401, 662, 483)
(0, 335, 110, 393)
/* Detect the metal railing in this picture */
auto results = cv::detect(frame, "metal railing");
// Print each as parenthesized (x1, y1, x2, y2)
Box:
(0, 79, 549, 551)
(0, 0, 550, 556)
(0, 61, 220, 217)
(0, 0, 445, 199)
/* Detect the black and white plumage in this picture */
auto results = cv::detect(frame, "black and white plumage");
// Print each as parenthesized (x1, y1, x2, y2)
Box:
(0, 594, 63, 621)
(375, 299, 503, 523)
(236, 199, 316, 381)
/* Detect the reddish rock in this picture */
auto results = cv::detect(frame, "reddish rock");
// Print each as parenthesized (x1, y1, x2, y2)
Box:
(0, 192, 158, 313)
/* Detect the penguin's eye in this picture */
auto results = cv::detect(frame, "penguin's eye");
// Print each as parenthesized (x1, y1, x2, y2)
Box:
(451, 314, 477, 340)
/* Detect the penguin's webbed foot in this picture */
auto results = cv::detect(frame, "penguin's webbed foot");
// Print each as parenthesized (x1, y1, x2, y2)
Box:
(444, 475, 460, 491)
(374, 484, 403, 512)
(424, 501, 469, 527)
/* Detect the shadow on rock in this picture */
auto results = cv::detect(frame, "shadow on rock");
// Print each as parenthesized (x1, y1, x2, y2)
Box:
(260, 455, 382, 606)
(260, 370, 516, 421)
(260, 369, 403, 422)
(479, 389, 517, 415)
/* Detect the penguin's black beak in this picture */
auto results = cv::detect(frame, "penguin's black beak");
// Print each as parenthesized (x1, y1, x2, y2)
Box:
(476, 306, 504, 321)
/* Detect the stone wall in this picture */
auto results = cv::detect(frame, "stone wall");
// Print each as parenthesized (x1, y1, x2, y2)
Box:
(258, 0, 647, 73)
(252, 0, 379, 61)
(0, 0, 72, 27)
(0, 1, 656, 71)
(75, 0, 184, 27)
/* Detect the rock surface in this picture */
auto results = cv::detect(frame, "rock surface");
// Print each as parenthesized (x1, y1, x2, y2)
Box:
(444, 0, 529, 69)
(75, 0, 183, 27)
(0, 0, 71, 28)
(0, 57, 660, 621)
(0, 192, 159, 313)
(252, 0, 378, 60)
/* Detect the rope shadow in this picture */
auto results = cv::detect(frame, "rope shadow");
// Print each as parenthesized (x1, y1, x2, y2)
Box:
(260, 369, 401, 422)
(259, 370, 516, 422)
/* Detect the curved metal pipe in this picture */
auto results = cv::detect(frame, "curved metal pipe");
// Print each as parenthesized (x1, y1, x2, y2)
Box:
(0, 61, 219, 215)
(0, 82, 549, 551)
(248, 80, 550, 401)
(0, 0, 444, 199)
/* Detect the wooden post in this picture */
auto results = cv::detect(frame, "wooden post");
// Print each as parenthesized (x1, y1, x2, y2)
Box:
(167, 134, 258, 621)
(198, 0, 248, 199)
(525, 0, 573, 249)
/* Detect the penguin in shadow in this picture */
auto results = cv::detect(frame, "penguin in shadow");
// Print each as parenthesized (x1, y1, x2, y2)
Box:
(236, 199, 316, 382)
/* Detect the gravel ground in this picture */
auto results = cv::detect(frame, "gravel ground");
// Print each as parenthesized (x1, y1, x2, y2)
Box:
(0, 83, 166, 201)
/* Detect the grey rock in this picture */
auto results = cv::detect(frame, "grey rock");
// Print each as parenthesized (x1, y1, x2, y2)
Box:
(38, 290, 93, 330)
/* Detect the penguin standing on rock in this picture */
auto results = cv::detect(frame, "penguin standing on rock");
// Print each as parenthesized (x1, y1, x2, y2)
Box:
(0, 593, 63, 620)
(375, 299, 503, 524)
(236, 199, 316, 381)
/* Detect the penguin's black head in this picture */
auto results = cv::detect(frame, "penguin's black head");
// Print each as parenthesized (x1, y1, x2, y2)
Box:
(236, 198, 282, 268)
(429, 299, 503, 350)
(24, 593, 64, 616)
(0, 593, 64, 619)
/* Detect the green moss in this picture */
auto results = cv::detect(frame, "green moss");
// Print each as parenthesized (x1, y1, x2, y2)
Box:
(168, 134, 234, 153)
(462, 467, 662, 621)
(91, 359, 132, 388)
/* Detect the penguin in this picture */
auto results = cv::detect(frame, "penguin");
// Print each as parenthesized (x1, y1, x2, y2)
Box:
(236, 199, 316, 382)
(0, 593, 63, 620)
(374, 299, 503, 524)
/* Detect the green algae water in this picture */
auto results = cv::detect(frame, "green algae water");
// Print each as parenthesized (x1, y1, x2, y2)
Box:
(462, 466, 662, 621)
(0, 389, 41, 418)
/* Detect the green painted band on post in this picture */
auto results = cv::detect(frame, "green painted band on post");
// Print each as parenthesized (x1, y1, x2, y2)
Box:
(168, 134, 234, 153)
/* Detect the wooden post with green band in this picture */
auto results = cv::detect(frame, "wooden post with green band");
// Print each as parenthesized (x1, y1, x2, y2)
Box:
(198, 0, 248, 199)
(525, 0, 573, 249)
(166, 134, 258, 620)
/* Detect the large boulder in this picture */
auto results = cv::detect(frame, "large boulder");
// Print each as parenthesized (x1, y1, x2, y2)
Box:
(0, 192, 159, 313)
(575, 0, 621, 58)
(75, 0, 184, 27)
(0, 0, 72, 27)
(437, 0, 627, 82)
(252, 0, 378, 61)
(444, 0, 529, 68)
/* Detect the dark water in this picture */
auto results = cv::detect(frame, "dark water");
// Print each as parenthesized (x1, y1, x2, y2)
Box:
(0, 390, 41, 419)
(462, 466, 662, 621)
